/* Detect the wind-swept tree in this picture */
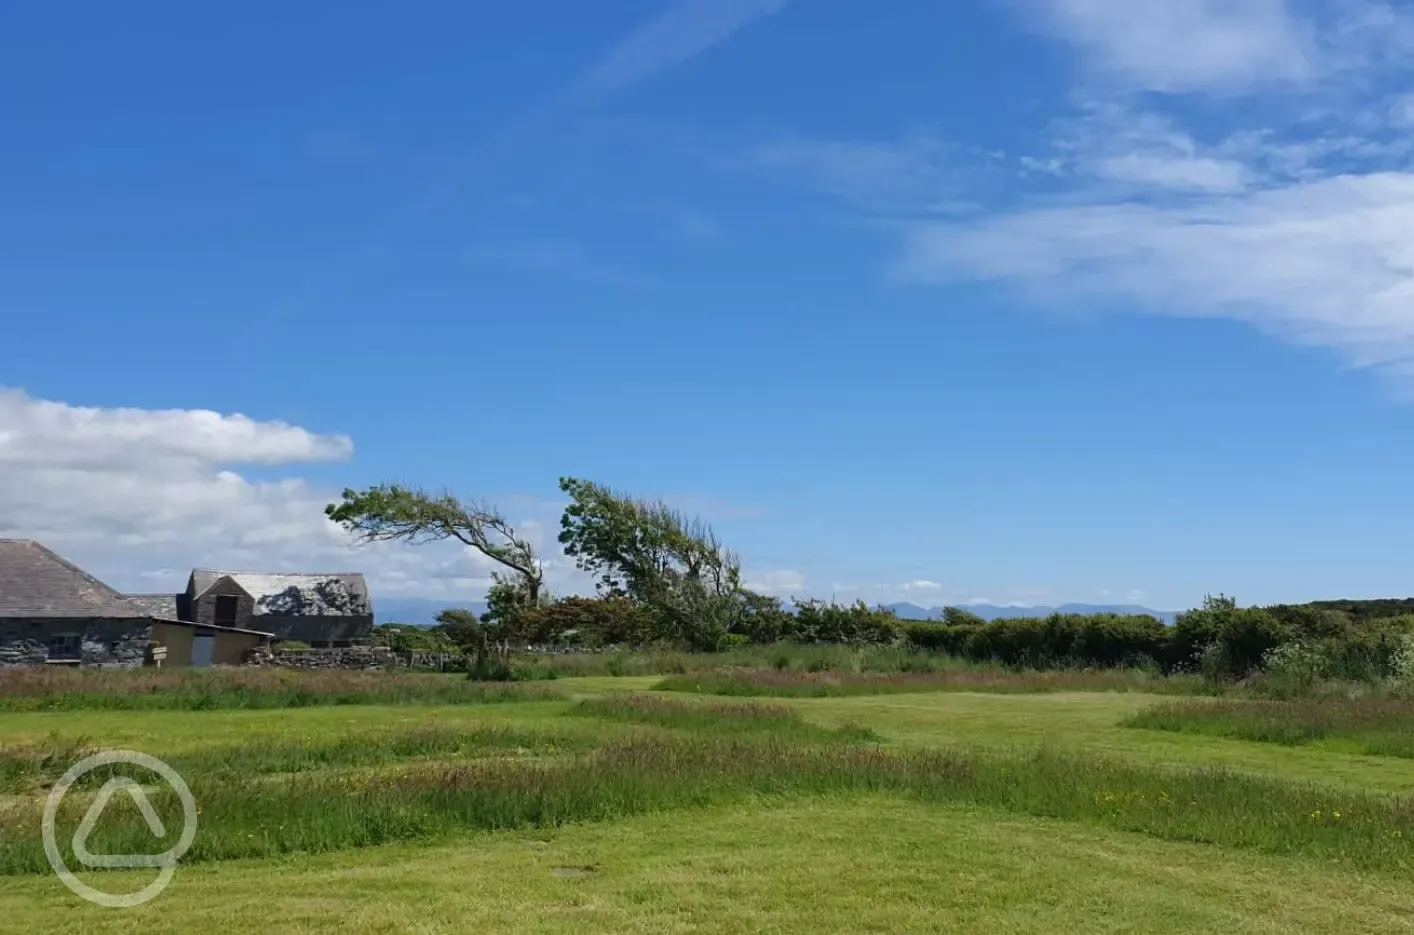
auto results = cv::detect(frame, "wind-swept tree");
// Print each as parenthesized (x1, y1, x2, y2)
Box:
(557, 478, 740, 601)
(557, 477, 745, 648)
(326, 485, 545, 674)
(326, 484, 543, 604)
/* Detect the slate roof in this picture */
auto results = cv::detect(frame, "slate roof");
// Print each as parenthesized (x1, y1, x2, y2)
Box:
(190, 570, 371, 617)
(0, 539, 150, 618)
(121, 593, 183, 619)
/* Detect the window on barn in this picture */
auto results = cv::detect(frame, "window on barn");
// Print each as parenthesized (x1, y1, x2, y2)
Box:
(46, 634, 80, 660)
(214, 595, 239, 627)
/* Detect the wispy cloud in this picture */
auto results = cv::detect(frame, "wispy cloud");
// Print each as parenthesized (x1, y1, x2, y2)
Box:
(252, 0, 781, 346)
(1046, 102, 1254, 193)
(566, 0, 788, 108)
(891, 2, 1414, 387)
(899, 173, 1414, 382)
(745, 569, 806, 596)
(737, 1, 1414, 391)
(1018, 0, 1318, 92)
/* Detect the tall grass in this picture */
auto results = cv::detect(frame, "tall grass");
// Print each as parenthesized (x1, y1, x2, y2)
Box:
(569, 694, 879, 743)
(0, 735, 94, 795)
(654, 666, 1209, 698)
(4, 737, 1410, 875)
(512, 644, 1117, 680)
(1127, 697, 1414, 758)
(0, 668, 565, 711)
(0, 725, 594, 795)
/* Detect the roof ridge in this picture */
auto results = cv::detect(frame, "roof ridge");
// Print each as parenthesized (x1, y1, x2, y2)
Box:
(20, 541, 127, 600)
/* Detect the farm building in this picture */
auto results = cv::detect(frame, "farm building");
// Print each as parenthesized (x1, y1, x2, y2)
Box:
(0, 539, 374, 667)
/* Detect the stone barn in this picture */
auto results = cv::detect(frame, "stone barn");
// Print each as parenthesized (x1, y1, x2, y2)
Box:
(0, 540, 375, 666)
(181, 569, 373, 647)
(0, 540, 272, 666)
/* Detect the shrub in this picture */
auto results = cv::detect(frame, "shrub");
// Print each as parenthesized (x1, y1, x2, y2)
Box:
(1254, 642, 1326, 698)
(901, 613, 1170, 670)
(517, 596, 661, 648)
(1391, 634, 1414, 692)
(786, 600, 901, 646)
(466, 656, 515, 682)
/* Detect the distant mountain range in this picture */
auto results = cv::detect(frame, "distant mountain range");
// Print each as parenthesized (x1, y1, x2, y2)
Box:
(375, 596, 1178, 627)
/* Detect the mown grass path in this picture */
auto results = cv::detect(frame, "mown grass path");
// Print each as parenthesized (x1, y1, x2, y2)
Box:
(3, 799, 1411, 935)
(5, 675, 1414, 933)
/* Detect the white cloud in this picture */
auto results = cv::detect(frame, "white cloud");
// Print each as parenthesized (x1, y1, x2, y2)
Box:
(902, 579, 943, 592)
(1024, 0, 1317, 92)
(724, 3, 1414, 390)
(744, 569, 806, 596)
(0, 389, 352, 470)
(0, 388, 583, 600)
(898, 171, 1414, 381)
(1047, 103, 1254, 192)
(1092, 152, 1250, 192)
(566, 0, 787, 107)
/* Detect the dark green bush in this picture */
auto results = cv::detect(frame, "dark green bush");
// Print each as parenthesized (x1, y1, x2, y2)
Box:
(785, 600, 900, 646)
(900, 613, 1169, 670)
(516, 595, 661, 648)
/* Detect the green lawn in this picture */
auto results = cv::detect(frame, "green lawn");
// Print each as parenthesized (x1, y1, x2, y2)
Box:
(4, 676, 1414, 933)
(781, 691, 1414, 793)
(5, 799, 1411, 935)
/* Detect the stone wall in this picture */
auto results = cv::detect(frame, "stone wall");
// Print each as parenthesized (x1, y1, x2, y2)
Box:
(0, 618, 153, 667)
(249, 645, 397, 670)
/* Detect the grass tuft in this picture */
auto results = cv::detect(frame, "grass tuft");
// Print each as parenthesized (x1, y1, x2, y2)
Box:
(5, 736, 1412, 876)
(654, 667, 1208, 698)
(0, 668, 565, 711)
(568, 693, 880, 744)
(1126, 697, 1414, 758)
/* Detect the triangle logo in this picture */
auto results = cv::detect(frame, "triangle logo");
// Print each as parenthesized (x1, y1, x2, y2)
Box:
(71, 777, 172, 869)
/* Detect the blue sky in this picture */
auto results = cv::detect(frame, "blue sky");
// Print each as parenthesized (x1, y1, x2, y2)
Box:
(4, 0, 1414, 612)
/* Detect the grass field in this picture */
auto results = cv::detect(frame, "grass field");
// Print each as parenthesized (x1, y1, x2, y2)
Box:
(2, 671, 1413, 933)
(1126, 696, 1414, 758)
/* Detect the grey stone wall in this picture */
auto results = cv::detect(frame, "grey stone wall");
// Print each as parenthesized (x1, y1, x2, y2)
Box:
(248, 645, 397, 670)
(0, 618, 153, 667)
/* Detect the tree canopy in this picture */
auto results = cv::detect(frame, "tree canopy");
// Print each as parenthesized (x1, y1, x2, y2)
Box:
(325, 484, 543, 604)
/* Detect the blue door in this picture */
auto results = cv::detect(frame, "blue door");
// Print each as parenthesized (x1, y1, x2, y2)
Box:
(191, 633, 215, 667)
